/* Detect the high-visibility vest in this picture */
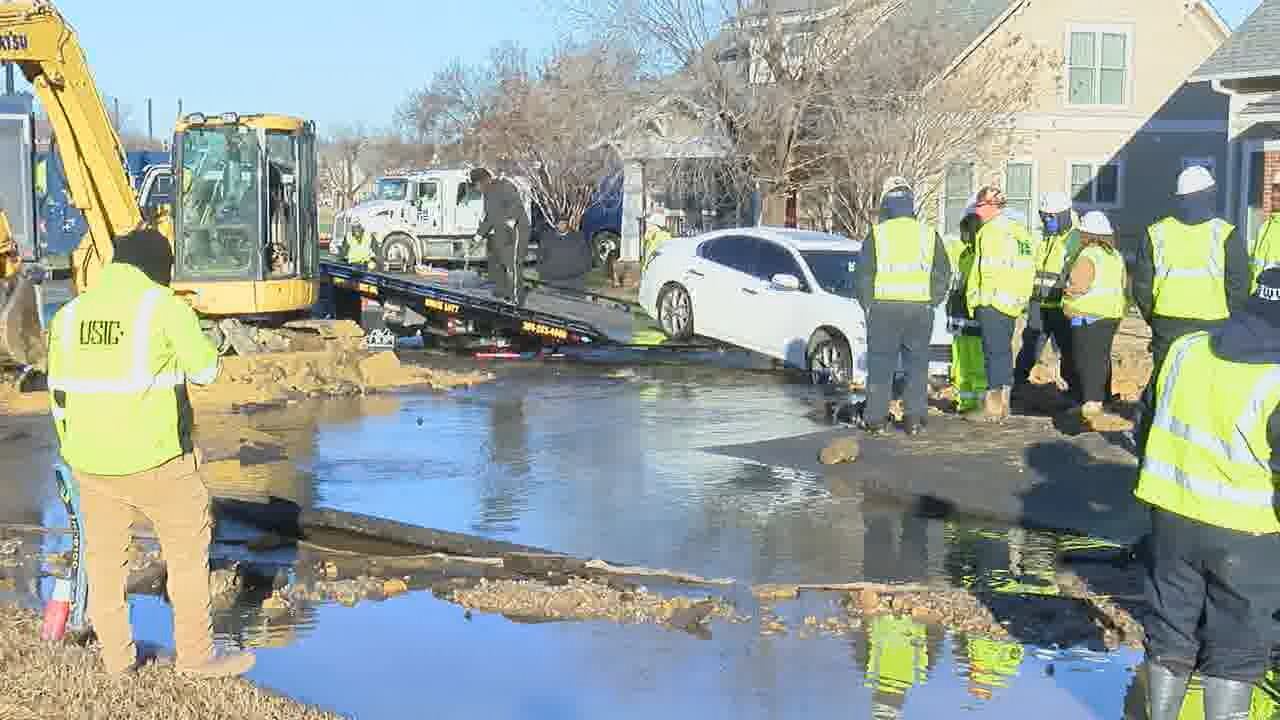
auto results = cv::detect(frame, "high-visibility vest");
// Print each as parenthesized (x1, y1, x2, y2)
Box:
(1147, 217, 1233, 321)
(965, 215, 1035, 318)
(347, 229, 373, 264)
(47, 263, 220, 476)
(947, 246, 982, 337)
(966, 637, 1024, 692)
(642, 228, 672, 271)
(865, 615, 928, 696)
(1063, 245, 1125, 319)
(1033, 229, 1080, 308)
(1250, 213, 1280, 292)
(872, 217, 935, 302)
(1134, 331, 1280, 534)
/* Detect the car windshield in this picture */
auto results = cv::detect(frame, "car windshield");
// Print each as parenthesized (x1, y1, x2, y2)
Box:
(375, 178, 408, 201)
(801, 251, 859, 299)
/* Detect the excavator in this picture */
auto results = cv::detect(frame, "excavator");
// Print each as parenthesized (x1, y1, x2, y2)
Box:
(0, 0, 326, 373)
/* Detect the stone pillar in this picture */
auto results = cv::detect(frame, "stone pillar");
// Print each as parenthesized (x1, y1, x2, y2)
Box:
(621, 159, 645, 262)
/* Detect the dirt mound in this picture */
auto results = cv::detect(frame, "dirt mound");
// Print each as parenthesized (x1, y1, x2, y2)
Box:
(0, 604, 340, 719)
(448, 576, 741, 629)
(192, 350, 493, 412)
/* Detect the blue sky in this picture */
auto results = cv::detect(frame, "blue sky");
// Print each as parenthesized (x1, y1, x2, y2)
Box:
(9, 0, 1268, 139)
(20, 0, 562, 137)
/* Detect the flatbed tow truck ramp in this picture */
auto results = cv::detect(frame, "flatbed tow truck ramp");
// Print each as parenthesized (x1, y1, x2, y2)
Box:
(318, 259, 691, 352)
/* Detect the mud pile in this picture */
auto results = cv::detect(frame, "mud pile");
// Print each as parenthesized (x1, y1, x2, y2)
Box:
(448, 576, 742, 629)
(0, 347, 493, 417)
(0, 604, 341, 719)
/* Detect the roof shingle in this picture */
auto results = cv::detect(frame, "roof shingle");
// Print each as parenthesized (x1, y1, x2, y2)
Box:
(1192, 0, 1280, 82)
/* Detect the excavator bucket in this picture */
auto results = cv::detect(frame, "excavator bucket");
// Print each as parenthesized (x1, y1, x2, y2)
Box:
(0, 273, 47, 371)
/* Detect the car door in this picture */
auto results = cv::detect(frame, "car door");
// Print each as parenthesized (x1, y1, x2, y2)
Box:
(750, 239, 812, 361)
(690, 235, 759, 346)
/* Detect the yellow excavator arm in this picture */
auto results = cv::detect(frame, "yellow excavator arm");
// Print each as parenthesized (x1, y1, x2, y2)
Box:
(0, 1, 148, 369)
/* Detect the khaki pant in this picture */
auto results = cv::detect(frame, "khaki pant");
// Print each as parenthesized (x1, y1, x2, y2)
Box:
(76, 452, 214, 674)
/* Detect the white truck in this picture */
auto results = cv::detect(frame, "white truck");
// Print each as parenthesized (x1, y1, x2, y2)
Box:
(330, 167, 539, 271)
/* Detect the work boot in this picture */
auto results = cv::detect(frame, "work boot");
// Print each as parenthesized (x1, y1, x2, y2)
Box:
(1146, 661, 1191, 720)
(961, 389, 1002, 423)
(1202, 675, 1255, 720)
(176, 650, 256, 678)
(999, 385, 1012, 420)
(863, 419, 888, 436)
(903, 416, 926, 436)
(1080, 401, 1104, 418)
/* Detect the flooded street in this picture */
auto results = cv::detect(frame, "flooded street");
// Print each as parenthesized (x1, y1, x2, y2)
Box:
(2, 356, 1272, 719)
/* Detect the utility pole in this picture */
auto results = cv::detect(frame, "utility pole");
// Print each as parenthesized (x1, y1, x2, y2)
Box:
(113, 97, 120, 129)
(147, 98, 152, 141)
(3, 62, 13, 95)
(177, 98, 183, 120)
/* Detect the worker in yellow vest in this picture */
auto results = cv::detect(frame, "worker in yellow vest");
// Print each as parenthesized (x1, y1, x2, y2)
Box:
(1248, 211, 1280, 292)
(962, 186, 1035, 422)
(45, 228, 255, 678)
(864, 614, 930, 718)
(1133, 267, 1280, 720)
(1013, 191, 1081, 406)
(642, 209, 673, 274)
(1132, 165, 1250, 446)
(854, 177, 951, 435)
(1062, 211, 1127, 427)
(946, 215, 987, 413)
(964, 636, 1024, 702)
(345, 220, 375, 268)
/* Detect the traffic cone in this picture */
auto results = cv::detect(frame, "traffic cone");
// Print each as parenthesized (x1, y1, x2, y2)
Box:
(41, 577, 72, 642)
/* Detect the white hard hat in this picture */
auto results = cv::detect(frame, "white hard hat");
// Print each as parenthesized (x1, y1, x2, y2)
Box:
(647, 210, 666, 225)
(1176, 165, 1215, 196)
(1039, 191, 1071, 215)
(881, 176, 912, 199)
(1079, 210, 1114, 236)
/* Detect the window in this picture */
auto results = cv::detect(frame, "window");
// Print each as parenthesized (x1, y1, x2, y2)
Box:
(1181, 156, 1216, 180)
(1068, 27, 1129, 106)
(1005, 162, 1034, 229)
(1069, 161, 1122, 207)
(416, 182, 438, 203)
(943, 162, 974, 236)
(701, 235, 759, 274)
(755, 241, 808, 290)
(801, 251, 859, 299)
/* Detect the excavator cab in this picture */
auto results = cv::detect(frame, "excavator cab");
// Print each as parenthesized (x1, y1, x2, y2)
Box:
(170, 113, 319, 320)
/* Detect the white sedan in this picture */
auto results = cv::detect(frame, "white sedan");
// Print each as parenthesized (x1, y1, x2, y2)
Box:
(638, 227, 953, 386)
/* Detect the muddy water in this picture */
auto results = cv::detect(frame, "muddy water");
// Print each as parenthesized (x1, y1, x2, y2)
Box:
(0, 359, 1251, 719)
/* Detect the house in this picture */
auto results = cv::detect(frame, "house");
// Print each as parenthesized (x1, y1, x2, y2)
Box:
(923, 0, 1231, 243)
(1189, 0, 1280, 248)
(600, 0, 1231, 263)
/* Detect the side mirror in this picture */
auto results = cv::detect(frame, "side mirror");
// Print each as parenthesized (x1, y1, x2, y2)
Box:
(771, 273, 801, 291)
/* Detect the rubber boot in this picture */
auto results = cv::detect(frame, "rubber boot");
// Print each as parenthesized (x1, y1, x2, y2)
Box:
(1202, 675, 1255, 720)
(999, 385, 1012, 420)
(1146, 662, 1191, 720)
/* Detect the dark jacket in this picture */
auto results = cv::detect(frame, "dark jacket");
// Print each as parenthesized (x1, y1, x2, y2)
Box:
(855, 210, 951, 309)
(1132, 187, 1250, 322)
(477, 178, 530, 253)
(536, 227, 592, 285)
(1209, 312, 1280, 472)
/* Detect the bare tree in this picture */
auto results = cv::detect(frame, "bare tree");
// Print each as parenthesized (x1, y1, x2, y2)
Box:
(558, 0, 910, 225)
(398, 41, 639, 230)
(319, 123, 373, 210)
(824, 15, 1058, 236)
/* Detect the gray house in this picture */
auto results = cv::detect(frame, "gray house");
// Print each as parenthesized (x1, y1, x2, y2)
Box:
(1191, 0, 1280, 248)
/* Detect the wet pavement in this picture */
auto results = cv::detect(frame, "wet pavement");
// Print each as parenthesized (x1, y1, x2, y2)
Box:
(2, 356, 1272, 718)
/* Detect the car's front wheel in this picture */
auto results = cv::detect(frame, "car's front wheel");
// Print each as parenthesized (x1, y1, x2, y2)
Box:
(806, 329, 852, 386)
(657, 283, 694, 340)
